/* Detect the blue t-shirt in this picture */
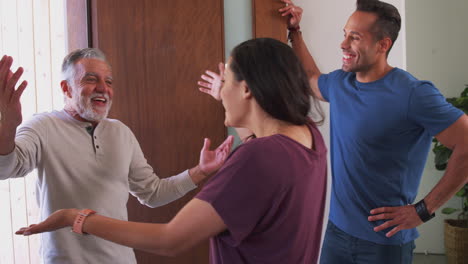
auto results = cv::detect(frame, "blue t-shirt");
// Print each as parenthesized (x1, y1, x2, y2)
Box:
(318, 68, 463, 245)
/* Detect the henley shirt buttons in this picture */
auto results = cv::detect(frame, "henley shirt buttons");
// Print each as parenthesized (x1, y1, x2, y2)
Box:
(96, 145, 99, 149)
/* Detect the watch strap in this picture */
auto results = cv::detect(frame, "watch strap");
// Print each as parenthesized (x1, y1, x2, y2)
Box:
(72, 209, 96, 235)
(414, 199, 435, 222)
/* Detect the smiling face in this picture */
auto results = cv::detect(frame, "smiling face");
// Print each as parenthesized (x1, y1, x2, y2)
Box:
(341, 11, 382, 73)
(65, 58, 113, 123)
(220, 58, 249, 128)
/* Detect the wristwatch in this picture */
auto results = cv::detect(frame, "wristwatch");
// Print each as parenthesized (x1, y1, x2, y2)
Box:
(72, 209, 96, 235)
(414, 199, 435, 222)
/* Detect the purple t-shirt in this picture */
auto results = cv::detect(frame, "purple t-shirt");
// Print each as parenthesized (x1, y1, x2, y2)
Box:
(196, 122, 327, 264)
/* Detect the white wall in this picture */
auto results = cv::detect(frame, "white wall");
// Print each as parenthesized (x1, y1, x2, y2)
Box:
(407, 0, 468, 254)
(224, 0, 252, 61)
(224, 0, 253, 147)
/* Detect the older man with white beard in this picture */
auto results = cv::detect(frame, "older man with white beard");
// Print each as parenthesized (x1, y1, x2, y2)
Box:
(0, 49, 233, 264)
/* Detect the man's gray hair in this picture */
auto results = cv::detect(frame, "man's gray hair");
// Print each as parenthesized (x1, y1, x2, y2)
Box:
(61, 48, 110, 82)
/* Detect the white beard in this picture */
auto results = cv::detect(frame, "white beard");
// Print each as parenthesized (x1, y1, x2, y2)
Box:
(73, 92, 112, 122)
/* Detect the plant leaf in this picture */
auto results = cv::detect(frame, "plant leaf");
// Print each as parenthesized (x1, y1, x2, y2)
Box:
(442, 208, 458, 214)
(434, 146, 452, 171)
(432, 85, 467, 171)
(456, 188, 466, 197)
(461, 86, 468, 97)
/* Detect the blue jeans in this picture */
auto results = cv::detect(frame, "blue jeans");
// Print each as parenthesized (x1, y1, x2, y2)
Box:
(320, 221, 415, 264)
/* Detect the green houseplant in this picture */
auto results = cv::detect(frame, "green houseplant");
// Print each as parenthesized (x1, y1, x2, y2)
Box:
(432, 85, 468, 264)
(432, 85, 468, 219)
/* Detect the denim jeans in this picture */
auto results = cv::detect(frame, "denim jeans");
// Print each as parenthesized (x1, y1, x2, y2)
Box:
(320, 221, 415, 264)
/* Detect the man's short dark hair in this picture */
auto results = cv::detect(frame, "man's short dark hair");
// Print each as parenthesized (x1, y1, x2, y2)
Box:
(356, 0, 401, 55)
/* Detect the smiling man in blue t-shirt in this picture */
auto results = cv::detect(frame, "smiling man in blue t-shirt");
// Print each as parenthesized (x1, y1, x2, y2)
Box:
(280, 0, 468, 263)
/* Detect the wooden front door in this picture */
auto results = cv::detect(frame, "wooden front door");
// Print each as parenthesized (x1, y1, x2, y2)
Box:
(89, 0, 225, 263)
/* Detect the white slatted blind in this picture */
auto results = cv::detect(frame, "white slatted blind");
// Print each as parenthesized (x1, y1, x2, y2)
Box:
(0, 1, 66, 263)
